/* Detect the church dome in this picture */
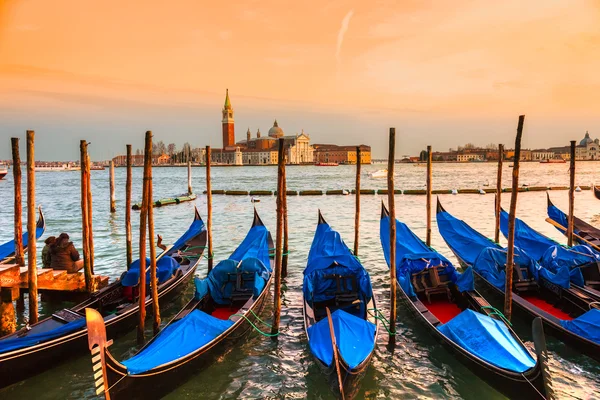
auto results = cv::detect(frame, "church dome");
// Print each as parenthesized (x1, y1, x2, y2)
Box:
(268, 119, 284, 138)
(580, 131, 593, 146)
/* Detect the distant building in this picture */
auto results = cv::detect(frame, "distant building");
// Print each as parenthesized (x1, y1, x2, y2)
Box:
(111, 154, 168, 166)
(576, 131, 599, 160)
(313, 144, 371, 164)
(531, 149, 554, 161)
(457, 153, 483, 162)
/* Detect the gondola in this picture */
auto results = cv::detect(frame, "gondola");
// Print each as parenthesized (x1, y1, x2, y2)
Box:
(0, 206, 45, 265)
(86, 208, 274, 399)
(379, 203, 552, 399)
(594, 185, 600, 200)
(436, 199, 600, 361)
(303, 211, 378, 399)
(499, 206, 600, 298)
(547, 194, 600, 249)
(0, 207, 206, 389)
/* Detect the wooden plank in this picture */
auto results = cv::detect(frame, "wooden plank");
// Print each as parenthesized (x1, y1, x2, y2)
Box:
(52, 270, 67, 279)
(0, 265, 20, 287)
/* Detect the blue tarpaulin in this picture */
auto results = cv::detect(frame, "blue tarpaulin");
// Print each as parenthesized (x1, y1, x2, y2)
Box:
(307, 309, 376, 369)
(559, 309, 600, 344)
(303, 221, 373, 312)
(195, 223, 271, 304)
(121, 256, 181, 287)
(171, 219, 205, 252)
(123, 310, 234, 374)
(0, 227, 45, 261)
(380, 215, 474, 298)
(438, 309, 535, 373)
(0, 318, 86, 354)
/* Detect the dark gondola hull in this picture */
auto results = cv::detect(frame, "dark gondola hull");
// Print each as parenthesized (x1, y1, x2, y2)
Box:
(0, 264, 198, 389)
(394, 280, 548, 399)
(594, 186, 600, 200)
(102, 278, 273, 400)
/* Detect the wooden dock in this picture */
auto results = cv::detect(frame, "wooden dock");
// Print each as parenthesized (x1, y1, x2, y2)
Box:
(0, 264, 109, 293)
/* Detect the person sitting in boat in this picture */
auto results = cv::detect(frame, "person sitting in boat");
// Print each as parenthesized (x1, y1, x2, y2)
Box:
(50, 233, 84, 273)
(42, 236, 56, 268)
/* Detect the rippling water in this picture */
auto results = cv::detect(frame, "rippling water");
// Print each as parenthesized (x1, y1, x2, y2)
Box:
(0, 162, 599, 399)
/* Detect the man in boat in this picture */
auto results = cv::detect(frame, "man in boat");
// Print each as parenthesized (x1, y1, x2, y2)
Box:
(42, 236, 56, 268)
(50, 233, 84, 273)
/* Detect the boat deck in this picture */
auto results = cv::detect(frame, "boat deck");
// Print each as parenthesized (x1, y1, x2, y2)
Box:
(0, 264, 109, 293)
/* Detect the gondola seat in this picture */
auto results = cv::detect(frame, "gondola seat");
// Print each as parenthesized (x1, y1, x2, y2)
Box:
(412, 266, 451, 303)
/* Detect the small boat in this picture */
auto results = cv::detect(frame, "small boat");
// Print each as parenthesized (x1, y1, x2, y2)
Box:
(90, 165, 106, 171)
(380, 203, 551, 399)
(35, 163, 80, 172)
(594, 185, 600, 200)
(547, 194, 600, 249)
(369, 169, 387, 179)
(437, 199, 600, 361)
(0, 208, 206, 389)
(303, 211, 378, 399)
(0, 164, 8, 180)
(86, 209, 273, 399)
(499, 205, 600, 297)
(316, 162, 339, 166)
(0, 207, 45, 265)
(540, 159, 566, 164)
(132, 193, 197, 210)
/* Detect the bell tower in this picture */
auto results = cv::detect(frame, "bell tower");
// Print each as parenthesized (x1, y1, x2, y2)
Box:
(222, 89, 235, 148)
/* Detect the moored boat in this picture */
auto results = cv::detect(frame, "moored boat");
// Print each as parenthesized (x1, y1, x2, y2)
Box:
(369, 169, 388, 179)
(436, 200, 600, 361)
(35, 163, 80, 172)
(379, 203, 551, 399)
(540, 159, 566, 164)
(86, 208, 273, 399)
(316, 162, 339, 166)
(547, 194, 600, 249)
(0, 207, 45, 265)
(0, 164, 7, 180)
(303, 211, 378, 399)
(0, 207, 206, 389)
(594, 185, 600, 200)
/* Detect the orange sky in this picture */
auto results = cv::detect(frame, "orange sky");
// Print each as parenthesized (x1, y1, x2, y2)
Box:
(1, 0, 600, 159)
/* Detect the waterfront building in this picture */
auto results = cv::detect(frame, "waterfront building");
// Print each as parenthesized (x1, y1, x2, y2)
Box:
(313, 144, 371, 164)
(531, 149, 554, 161)
(111, 153, 170, 166)
(457, 153, 483, 162)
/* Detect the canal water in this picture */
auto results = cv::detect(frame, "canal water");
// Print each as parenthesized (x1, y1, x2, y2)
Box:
(0, 162, 598, 399)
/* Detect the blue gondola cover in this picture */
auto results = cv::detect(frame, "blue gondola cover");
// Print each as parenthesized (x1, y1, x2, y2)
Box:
(0, 318, 86, 353)
(438, 309, 536, 373)
(121, 256, 181, 287)
(0, 227, 45, 261)
(380, 215, 474, 297)
(123, 310, 234, 374)
(559, 309, 600, 344)
(307, 309, 376, 369)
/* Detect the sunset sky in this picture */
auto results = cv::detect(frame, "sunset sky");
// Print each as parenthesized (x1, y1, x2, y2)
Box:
(1, 0, 600, 159)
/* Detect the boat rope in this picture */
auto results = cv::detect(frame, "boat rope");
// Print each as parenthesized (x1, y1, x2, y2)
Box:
(480, 305, 512, 326)
(107, 373, 128, 393)
(230, 312, 280, 337)
(521, 373, 548, 400)
(367, 308, 397, 336)
(185, 246, 208, 251)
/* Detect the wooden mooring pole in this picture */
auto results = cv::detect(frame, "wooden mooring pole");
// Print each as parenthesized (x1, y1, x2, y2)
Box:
(354, 146, 361, 255)
(187, 159, 192, 195)
(11, 138, 24, 266)
(387, 128, 397, 339)
(137, 131, 152, 345)
(495, 144, 504, 244)
(146, 133, 161, 335)
(126, 145, 133, 269)
(426, 145, 432, 247)
(281, 160, 289, 279)
(504, 115, 525, 322)
(205, 146, 214, 273)
(26, 131, 38, 324)
(80, 141, 93, 293)
(271, 138, 285, 338)
(567, 141, 576, 247)
(86, 153, 94, 272)
(110, 160, 116, 213)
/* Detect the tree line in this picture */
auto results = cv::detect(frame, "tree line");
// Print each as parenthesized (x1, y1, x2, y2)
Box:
(134, 141, 198, 163)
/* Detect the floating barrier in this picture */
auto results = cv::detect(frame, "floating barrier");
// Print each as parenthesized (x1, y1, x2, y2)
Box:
(249, 190, 273, 196)
(133, 193, 197, 210)
(377, 189, 403, 195)
(225, 190, 249, 196)
(351, 189, 377, 195)
(274, 190, 299, 196)
(299, 190, 323, 196)
(326, 189, 347, 195)
(432, 189, 453, 194)
(403, 189, 427, 195)
(458, 189, 480, 194)
(527, 186, 548, 192)
(548, 186, 569, 190)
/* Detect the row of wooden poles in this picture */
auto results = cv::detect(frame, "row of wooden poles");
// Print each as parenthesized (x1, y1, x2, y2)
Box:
(7, 120, 579, 340)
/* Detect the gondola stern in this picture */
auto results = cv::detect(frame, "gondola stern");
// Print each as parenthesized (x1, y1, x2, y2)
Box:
(381, 201, 389, 219)
(36, 206, 45, 231)
(317, 209, 327, 225)
(546, 192, 554, 208)
(86, 308, 115, 398)
(532, 317, 555, 400)
(193, 205, 204, 224)
(252, 207, 265, 227)
(436, 196, 446, 213)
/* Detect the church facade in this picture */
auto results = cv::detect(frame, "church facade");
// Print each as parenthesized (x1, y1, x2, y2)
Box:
(210, 90, 314, 165)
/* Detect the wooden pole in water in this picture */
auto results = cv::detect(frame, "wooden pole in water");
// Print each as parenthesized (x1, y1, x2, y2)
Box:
(146, 133, 161, 335)
(205, 146, 213, 273)
(80, 140, 92, 293)
(11, 138, 24, 266)
(281, 157, 289, 279)
(354, 146, 361, 255)
(109, 160, 116, 213)
(504, 115, 525, 322)
(387, 128, 397, 338)
(426, 145, 432, 247)
(137, 131, 152, 345)
(86, 153, 94, 272)
(187, 159, 192, 195)
(271, 138, 285, 338)
(26, 131, 38, 324)
(495, 144, 504, 244)
(126, 145, 133, 269)
(567, 141, 576, 247)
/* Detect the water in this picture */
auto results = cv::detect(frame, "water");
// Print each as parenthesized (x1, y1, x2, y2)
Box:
(0, 162, 599, 399)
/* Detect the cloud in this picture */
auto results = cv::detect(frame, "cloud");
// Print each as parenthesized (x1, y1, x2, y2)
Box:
(335, 10, 354, 67)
